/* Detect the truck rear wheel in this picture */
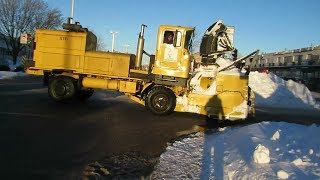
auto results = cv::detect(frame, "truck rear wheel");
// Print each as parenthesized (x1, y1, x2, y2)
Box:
(49, 76, 76, 102)
(145, 86, 176, 115)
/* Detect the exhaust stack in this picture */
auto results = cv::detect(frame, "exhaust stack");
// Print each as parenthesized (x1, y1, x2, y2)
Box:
(135, 24, 147, 69)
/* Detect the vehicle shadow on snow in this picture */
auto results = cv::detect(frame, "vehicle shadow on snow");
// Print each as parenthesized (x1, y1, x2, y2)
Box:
(253, 91, 320, 126)
(199, 94, 257, 179)
(198, 88, 320, 179)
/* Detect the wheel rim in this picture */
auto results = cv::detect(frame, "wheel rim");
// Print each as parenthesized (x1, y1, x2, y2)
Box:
(54, 81, 68, 97)
(153, 94, 169, 111)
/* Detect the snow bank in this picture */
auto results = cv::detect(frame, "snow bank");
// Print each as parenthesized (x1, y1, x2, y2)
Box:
(249, 72, 320, 110)
(0, 71, 26, 80)
(151, 122, 320, 179)
(0, 56, 22, 71)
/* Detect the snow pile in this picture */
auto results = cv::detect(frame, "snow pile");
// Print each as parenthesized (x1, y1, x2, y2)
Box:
(249, 71, 320, 110)
(292, 158, 312, 166)
(0, 71, 26, 80)
(151, 122, 320, 179)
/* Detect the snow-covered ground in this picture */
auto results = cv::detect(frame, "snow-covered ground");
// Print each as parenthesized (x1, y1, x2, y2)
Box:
(0, 71, 26, 80)
(1, 71, 320, 179)
(151, 122, 320, 179)
(0, 56, 22, 71)
(151, 71, 320, 179)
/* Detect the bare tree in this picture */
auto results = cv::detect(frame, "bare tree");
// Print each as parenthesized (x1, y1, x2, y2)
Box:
(0, 0, 63, 64)
(192, 30, 202, 53)
(95, 33, 107, 51)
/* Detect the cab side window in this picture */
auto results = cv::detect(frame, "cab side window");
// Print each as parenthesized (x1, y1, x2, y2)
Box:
(163, 31, 174, 44)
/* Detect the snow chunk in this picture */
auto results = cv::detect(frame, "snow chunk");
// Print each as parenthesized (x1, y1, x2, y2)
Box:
(253, 144, 270, 164)
(309, 149, 314, 155)
(218, 127, 227, 132)
(271, 130, 280, 141)
(288, 149, 295, 154)
(292, 158, 310, 166)
(277, 170, 289, 179)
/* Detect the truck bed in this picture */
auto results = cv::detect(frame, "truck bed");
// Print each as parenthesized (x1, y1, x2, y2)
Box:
(33, 29, 135, 78)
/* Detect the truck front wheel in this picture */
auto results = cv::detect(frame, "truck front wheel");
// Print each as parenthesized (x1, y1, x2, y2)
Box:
(145, 86, 176, 115)
(49, 76, 76, 102)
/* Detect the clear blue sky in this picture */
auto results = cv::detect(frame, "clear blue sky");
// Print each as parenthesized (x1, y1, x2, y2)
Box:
(45, 0, 320, 55)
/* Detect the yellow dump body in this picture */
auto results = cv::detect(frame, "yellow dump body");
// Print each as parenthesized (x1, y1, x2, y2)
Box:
(33, 29, 135, 78)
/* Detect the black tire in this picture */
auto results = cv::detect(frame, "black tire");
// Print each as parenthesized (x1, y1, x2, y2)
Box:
(145, 86, 176, 115)
(48, 76, 76, 102)
(77, 89, 94, 101)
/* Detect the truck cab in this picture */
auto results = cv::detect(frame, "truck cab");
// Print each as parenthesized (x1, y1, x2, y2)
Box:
(152, 25, 194, 87)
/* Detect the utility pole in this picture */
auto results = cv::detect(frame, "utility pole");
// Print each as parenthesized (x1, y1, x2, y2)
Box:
(70, 0, 75, 24)
(110, 31, 118, 52)
(124, 44, 130, 53)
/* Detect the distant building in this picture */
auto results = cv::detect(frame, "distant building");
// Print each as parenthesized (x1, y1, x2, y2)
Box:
(253, 45, 320, 91)
(255, 46, 320, 67)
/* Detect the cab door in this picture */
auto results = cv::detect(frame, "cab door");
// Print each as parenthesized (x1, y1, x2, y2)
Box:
(153, 27, 189, 78)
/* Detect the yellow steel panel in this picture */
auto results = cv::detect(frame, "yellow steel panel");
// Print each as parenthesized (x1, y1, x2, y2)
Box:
(35, 29, 86, 51)
(119, 81, 137, 93)
(187, 92, 244, 107)
(83, 56, 110, 74)
(216, 73, 248, 91)
(84, 51, 133, 77)
(35, 53, 81, 70)
(34, 29, 86, 71)
(82, 77, 120, 90)
(130, 69, 148, 74)
(25, 68, 44, 75)
(187, 94, 212, 106)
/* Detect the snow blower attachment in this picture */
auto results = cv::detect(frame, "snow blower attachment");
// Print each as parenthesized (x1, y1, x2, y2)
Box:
(200, 20, 235, 64)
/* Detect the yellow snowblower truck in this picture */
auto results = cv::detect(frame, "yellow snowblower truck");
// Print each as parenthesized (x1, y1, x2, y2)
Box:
(26, 20, 258, 120)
